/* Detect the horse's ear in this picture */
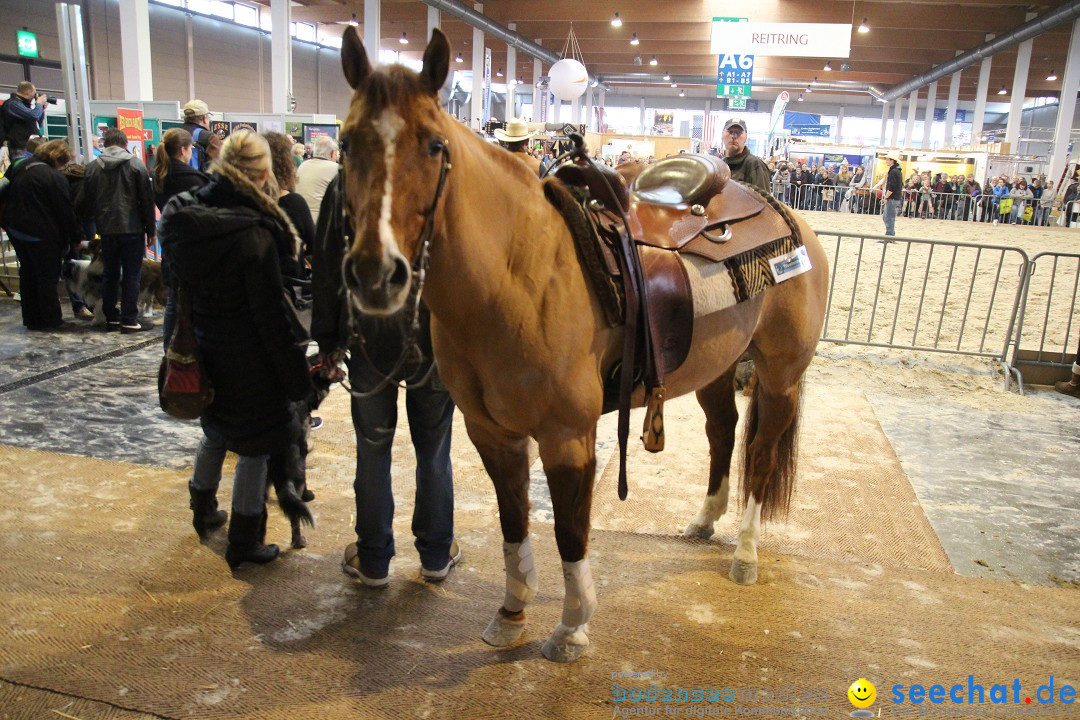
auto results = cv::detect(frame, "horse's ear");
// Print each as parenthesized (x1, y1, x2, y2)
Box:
(341, 25, 371, 90)
(420, 28, 450, 95)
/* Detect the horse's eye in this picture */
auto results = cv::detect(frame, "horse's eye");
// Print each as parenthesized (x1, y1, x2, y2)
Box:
(428, 138, 445, 157)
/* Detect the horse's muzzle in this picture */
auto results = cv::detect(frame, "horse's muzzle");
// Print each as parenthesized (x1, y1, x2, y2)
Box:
(342, 250, 412, 315)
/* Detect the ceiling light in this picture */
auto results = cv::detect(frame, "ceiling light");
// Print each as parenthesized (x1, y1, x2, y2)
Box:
(630, 33, 639, 46)
(663, 73, 670, 81)
(824, 61, 833, 71)
(1047, 70, 1058, 81)
(496, 67, 503, 77)
(590, 79, 598, 87)
(349, 13, 358, 26)
(455, 52, 463, 63)
(679, 89, 685, 97)
(671, 83, 677, 88)
(399, 32, 408, 45)
(650, 55, 658, 66)
(858, 18, 870, 33)
(998, 85, 1007, 95)
(797, 93, 804, 102)
(811, 76, 818, 85)
(806, 85, 812, 93)
(611, 11, 622, 27)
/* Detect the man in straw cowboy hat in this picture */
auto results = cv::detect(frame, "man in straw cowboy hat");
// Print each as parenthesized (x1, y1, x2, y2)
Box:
(494, 118, 541, 176)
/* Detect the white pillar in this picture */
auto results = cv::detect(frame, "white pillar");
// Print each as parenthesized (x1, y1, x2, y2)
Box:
(571, 96, 580, 125)
(1049, 18, 1080, 187)
(1005, 13, 1037, 152)
(470, 3, 484, 129)
(598, 88, 605, 131)
(532, 41, 542, 122)
(904, 89, 918, 148)
(271, 0, 292, 112)
(119, 0, 153, 100)
(835, 104, 844, 143)
(639, 96, 646, 135)
(364, 0, 380, 65)
(880, 101, 890, 145)
(505, 22, 516, 120)
(922, 81, 937, 149)
(890, 96, 903, 147)
(427, 6, 439, 41)
(944, 51, 962, 146)
(972, 33, 995, 139)
(584, 84, 593, 129)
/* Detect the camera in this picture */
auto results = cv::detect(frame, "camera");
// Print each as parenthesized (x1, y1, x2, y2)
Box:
(46, 95, 58, 104)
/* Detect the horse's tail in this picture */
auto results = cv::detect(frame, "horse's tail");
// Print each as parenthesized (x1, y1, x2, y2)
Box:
(739, 379, 803, 522)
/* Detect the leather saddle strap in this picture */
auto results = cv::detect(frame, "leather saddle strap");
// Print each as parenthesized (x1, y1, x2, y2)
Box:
(614, 232, 640, 502)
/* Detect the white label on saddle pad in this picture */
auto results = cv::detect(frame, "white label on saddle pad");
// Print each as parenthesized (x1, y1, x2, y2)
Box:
(768, 245, 812, 283)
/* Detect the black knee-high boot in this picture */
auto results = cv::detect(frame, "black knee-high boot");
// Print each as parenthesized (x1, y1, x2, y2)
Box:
(225, 509, 279, 569)
(189, 484, 228, 538)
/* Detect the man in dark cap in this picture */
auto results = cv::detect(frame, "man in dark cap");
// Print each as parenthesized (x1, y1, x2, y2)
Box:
(721, 117, 771, 195)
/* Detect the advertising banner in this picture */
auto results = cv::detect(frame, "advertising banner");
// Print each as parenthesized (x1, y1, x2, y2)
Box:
(116, 108, 146, 161)
(303, 123, 339, 146)
(711, 22, 851, 57)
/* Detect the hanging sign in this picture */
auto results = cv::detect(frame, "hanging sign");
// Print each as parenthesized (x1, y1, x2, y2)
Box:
(717, 54, 754, 98)
(711, 22, 851, 57)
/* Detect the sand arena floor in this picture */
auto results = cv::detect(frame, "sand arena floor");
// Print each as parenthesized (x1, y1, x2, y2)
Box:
(0, 211, 1077, 719)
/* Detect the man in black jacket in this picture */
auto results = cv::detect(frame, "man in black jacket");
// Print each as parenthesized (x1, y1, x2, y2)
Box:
(720, 117, 771, 195)
(311, 173, 460, 588)
(78, 128, 156, 333)
(2, 82, 47, 155)
(882, 154, 904, 238)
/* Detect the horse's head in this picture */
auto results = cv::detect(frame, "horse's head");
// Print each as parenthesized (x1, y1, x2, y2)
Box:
(339, 26, 451, 315)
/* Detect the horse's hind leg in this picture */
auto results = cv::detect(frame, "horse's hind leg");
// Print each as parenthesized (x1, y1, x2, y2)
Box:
(685, 365, 739, 539)
(466, 419, 537, 648)
(538, 430, 598, 663)
(730, 358, 804, 586)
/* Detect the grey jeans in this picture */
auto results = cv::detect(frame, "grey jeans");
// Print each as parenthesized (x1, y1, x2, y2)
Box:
(883, 198, 900, 236)
(190, 428, 268, 516)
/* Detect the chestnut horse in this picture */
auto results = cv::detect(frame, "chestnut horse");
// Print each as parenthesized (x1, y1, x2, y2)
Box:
(336, 28, 828, 662)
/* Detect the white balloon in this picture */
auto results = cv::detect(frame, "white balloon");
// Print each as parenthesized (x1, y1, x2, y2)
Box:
(548, 58, 589, 101)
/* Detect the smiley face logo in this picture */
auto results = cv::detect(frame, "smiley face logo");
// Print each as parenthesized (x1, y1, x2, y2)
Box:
(848, 678, 877, 709)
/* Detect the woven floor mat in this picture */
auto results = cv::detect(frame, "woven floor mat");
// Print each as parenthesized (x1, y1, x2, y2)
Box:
(1, 446, 1077, 720)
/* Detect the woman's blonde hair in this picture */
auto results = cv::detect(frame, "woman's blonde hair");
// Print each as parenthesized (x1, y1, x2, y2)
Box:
(211, 129, 301, 257)
(215, 129, 278, 198)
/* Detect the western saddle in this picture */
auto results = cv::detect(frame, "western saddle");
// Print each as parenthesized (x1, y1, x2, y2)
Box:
(545, 138, 795, 499)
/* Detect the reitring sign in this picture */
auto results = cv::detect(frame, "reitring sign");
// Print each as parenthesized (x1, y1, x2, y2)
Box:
(710, 22, 851, 57)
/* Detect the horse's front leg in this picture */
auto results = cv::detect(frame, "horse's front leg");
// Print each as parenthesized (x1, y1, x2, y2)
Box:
(465, 419, 538, 648)
(538, 430, 597, 662)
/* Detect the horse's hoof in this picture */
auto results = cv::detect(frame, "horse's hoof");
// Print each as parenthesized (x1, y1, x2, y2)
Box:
(540, 623, 589, 662)
(683, 522, 715, 540)
(291, 533, 307, 549)
(729, 558, 758, 585)
(482, 613, 526, 647)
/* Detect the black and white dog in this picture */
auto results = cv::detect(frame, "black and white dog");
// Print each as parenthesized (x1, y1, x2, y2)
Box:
(64, 255, 168, 325)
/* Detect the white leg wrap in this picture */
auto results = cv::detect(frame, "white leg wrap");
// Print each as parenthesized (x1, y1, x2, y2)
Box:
(502, 539, 538, 613)
(560, 558, 597, 628)
(1073, 362, 1080, 375)
(733, 496, 761, 564)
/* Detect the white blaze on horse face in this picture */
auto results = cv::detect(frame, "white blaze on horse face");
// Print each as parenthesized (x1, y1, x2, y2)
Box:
(374, 109, 406, 259)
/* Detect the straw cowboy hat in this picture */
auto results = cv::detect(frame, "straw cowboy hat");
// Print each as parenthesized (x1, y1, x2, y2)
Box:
(883, 153, 901, 164)
(494, 118, 534, 142)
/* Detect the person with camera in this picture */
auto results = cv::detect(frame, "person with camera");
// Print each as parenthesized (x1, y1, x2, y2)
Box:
(2, 82, 49, 157)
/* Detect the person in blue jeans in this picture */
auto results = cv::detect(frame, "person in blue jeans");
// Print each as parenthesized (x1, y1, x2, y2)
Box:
(881, 154, 903, 238)
(311, 173, 460, 588)
(77, 128, 157, 334)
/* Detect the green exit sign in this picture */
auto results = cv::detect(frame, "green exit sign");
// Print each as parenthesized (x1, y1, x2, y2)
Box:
(17, 30, 38, 59)
(729, 97, 748, 110)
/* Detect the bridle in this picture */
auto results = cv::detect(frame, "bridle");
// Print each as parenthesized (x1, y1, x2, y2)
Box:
(336, 137, 452, 399)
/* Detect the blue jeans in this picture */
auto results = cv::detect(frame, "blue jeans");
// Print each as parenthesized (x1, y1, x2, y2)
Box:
(348, 361, 455, 575)
(190, 426, 268, 516)
(883, 198, 900, 236)
(100, 233, 144, 325)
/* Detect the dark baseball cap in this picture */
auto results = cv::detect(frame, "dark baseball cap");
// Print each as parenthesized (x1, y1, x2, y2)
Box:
(723, 117, 747, 133)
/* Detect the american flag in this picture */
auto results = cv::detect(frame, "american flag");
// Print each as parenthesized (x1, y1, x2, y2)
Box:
(702, 112, 721, 152)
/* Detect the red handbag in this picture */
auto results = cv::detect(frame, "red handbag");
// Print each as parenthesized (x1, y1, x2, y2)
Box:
(158, 285, 214, 420)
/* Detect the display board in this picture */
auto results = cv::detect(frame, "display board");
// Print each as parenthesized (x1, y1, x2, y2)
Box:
(303, 123, 339, 145)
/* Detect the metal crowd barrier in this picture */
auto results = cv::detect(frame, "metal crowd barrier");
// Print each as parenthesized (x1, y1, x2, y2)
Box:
(1006, 251, 1080, 394)
(782, 183, 1050, 225)
(814, 230, 1029, 385)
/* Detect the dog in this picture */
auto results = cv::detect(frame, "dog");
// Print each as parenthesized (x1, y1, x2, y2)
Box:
(64, 255, 168, 326)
